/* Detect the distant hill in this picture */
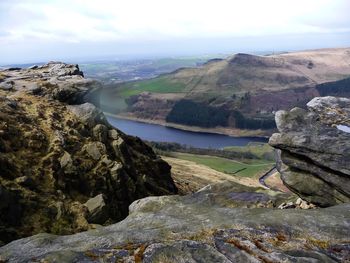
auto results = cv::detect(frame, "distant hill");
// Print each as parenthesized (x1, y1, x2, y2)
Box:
(101, 47, 350, 136)
(80, 56, 226, 83)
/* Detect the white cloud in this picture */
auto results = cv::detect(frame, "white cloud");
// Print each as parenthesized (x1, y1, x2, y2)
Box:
(1, 0, 350, 43)
(0, 0, 349, 63)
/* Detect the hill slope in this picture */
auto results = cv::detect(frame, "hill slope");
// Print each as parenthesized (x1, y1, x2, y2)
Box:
(101, 47, 350, 136)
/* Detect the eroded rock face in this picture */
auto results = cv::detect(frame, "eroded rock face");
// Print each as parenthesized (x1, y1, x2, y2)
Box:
(0, 181, 349, 262)
(0, 62, 100, 105)
(269, 96, 350, 207)
(0, 63, 177, 245)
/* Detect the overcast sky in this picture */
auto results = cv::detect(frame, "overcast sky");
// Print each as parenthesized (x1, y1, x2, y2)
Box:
(1, 0, 350, 64)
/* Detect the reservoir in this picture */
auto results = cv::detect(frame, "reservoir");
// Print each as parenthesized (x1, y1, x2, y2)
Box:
(107, 116, 268, 149)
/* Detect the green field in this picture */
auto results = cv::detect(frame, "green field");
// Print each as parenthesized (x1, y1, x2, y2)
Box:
(224, 142, 275, 161)
(171, 152, 274, 177)
(119, 77, 186, 98)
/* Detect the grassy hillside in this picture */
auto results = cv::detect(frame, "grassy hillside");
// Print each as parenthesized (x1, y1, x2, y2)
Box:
(171, 152, 274, 178)
(224, 142, 275, 160)
(101, 48, 350, 134)
(113, 48, 350, 99)
(119, 76, 187, 98)
(154, 142, 275, 178)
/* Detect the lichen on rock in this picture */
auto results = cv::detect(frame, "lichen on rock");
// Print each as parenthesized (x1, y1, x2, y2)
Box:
(0, 181, 349, 262)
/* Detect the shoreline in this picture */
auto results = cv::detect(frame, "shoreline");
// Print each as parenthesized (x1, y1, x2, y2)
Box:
(104, 112, 272, 138)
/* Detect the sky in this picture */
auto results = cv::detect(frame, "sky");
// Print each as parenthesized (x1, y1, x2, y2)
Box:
(0, 0, 350, 64)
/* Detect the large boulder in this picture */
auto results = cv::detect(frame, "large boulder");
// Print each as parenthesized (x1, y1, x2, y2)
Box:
(0, 63, 177, 244)
(0, 181, 349, 262)
(84, 194, 108, 224)
(269, 96, 350, 206)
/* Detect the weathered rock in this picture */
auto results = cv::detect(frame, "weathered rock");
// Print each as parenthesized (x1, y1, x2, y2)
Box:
(92, 124, 108, 142)
(143, 240, 233, 263)
(108, 129, 120, 140)
(60, 151, 73, 173)
(0, 81, 13, 91)
(84, 194, 108, 224)
(129, 181, 292, 213)
(110, 161, 123, 179)
(269, 96, 350, 207)
(67, 103, 106, 128)
(278, 201, 295, 209)
(279, 197, 316, 210)
(0, 62, 100, 105)
(0, 181, 349, 262)
(0, 63, 177, 244)
(82, 141, 106, 160)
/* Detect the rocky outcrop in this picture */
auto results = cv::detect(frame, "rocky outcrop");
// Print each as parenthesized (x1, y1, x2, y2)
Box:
(0, 62, 100, 105)
(0, 63, 177, 245)
(0, 181, 349, 262)
(269, 96, 350, 207)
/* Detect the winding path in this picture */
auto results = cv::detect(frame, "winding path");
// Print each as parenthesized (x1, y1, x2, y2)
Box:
(259, 166, 277, 189)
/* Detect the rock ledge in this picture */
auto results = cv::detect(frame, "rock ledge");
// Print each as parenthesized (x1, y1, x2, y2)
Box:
(269, 96, 350, 206)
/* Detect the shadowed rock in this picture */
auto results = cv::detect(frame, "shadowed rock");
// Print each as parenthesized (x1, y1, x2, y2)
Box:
(269, 96, 350, 206)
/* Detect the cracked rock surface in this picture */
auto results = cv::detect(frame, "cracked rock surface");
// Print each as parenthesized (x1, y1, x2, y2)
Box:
(0, 181, 349, 262)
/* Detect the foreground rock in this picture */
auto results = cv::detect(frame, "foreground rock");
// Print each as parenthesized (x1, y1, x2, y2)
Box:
(0, 181, 349, 262)
(269, 96, 350, 207)
(0, 63, 177, 245)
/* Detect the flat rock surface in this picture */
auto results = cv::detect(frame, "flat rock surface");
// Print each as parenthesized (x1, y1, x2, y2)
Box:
(0, 181, 349, 262)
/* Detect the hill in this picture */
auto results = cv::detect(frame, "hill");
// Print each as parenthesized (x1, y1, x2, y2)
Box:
(79, 56, 224, 83)
(101, 47, 350, 136)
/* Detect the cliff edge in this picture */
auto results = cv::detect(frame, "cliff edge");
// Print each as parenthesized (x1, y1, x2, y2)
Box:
(0, 63, 177, 244)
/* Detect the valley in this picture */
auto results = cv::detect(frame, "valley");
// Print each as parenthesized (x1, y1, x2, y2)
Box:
(100, 47, 350, 136)
(155, 141, 279, 193)
(80, 55, 225, 84)
(94, 47, 350, 196)
(105, 115, 278, 192)
(1, 62, 350, 263)
(2, 1, 350, 261)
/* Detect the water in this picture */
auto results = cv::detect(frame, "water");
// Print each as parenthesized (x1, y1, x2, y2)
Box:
(106, 116, 268, 149)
